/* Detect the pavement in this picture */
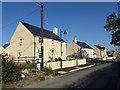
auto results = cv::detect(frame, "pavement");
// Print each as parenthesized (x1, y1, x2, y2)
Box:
(54, 62, 96, 74)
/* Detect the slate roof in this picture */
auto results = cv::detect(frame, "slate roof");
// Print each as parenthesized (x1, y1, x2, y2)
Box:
(94, 45, 105, 50)
(21, 22, 66, 43)
(77, 41, 93, 49)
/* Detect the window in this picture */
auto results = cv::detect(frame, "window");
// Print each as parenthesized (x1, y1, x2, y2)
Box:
(39, 52, 42, 58)
(18, 52, 22, 57)
(19, 39, 22, 45)
(38, 49, 42, 58)
(61, 52, 63, 56)
(72, 49, 74, 52)
(52, 50, 54, 57)
(39, 37, 42, 43)
(52, 39, 54, 45)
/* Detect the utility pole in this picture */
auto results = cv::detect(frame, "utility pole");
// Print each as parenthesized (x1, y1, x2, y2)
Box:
(60, 29, 63, 69)
(118, 1, 120, 52)
(40, 3, 44, 71)
(34, 1, 44, 71)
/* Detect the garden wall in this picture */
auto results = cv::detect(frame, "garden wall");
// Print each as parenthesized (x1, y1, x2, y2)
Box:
(42, 59, 86, 70)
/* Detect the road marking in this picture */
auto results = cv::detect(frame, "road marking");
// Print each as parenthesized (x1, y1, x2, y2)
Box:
(58, 64, 96, 74)
(58, 71, 68, 74)
(69, 64, 96, 73)
(69, 68, 80, 72)
(79, 64, 96, 69)
(74, 67, 80, 69)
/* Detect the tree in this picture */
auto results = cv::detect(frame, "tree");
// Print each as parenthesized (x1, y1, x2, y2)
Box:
(104, 12, 120, 46)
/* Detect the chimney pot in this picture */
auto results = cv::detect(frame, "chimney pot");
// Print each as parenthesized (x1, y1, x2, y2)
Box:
(6, 42, 9, 44)
(98, 44, 101, 46)
(53, 27, 58, 35)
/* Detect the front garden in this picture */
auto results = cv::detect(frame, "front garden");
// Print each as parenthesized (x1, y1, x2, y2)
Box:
(2, 54, 60, 88)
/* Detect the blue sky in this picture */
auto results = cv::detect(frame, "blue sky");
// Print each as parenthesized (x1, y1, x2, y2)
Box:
(2, 2, 118, 50)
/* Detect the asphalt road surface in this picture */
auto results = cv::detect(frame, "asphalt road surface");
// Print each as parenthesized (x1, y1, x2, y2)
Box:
(24, 62, 120, 88)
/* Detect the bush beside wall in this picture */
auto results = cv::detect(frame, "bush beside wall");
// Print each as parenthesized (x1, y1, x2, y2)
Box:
(2, 54, 22, 83)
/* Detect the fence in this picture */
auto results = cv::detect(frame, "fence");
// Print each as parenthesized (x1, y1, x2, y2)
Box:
(8, 56, 38, 64)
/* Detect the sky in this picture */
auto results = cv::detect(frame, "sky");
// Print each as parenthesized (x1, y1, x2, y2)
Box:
(2, 2, 119, 50)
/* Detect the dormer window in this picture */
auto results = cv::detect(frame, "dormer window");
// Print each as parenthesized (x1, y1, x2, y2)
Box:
(19, 39, 22, 45)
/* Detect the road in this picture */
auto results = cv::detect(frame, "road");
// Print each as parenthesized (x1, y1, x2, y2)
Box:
(24, 61, 120, 88)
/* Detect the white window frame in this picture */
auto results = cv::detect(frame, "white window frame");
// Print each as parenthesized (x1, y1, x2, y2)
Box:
(39, 37, 42, 43)
(18, 52, 22, 57)
(19, 39, 22, 45)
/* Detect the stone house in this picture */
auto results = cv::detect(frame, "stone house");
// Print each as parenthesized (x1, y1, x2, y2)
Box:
(92, 45, 108, 58)
(6, 22, 66, 62)
(67, 37, 93, 59)
(107, 50, 120, 58)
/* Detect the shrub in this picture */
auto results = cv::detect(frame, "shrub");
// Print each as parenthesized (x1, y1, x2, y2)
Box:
(58, 57, 62, 61)
(48, 60, 52, 62)
(26, 61, 30, 64)
(52, 71, 61, 76)
(43, 67, 60, 76)
(17, 63, 37, 69)
(2, 54, 22, 83)
(43, 67, 53, 75)
(55, 58, 58, 61)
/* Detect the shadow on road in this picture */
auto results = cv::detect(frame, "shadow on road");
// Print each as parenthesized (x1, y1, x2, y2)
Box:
(86, 58, 120, 63)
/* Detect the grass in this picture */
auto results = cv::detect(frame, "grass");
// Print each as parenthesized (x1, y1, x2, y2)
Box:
(43, 67, 61, 76)
(16, 84, 24, 87)
(39, 77, 45, 81)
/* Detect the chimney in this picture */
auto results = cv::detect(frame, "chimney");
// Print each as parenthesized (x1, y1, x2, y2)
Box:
(53, 27, 58, 35)
(6, 42, 9, 44)
(98, 44, 101, 46)
(74, 37, 77, 43)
